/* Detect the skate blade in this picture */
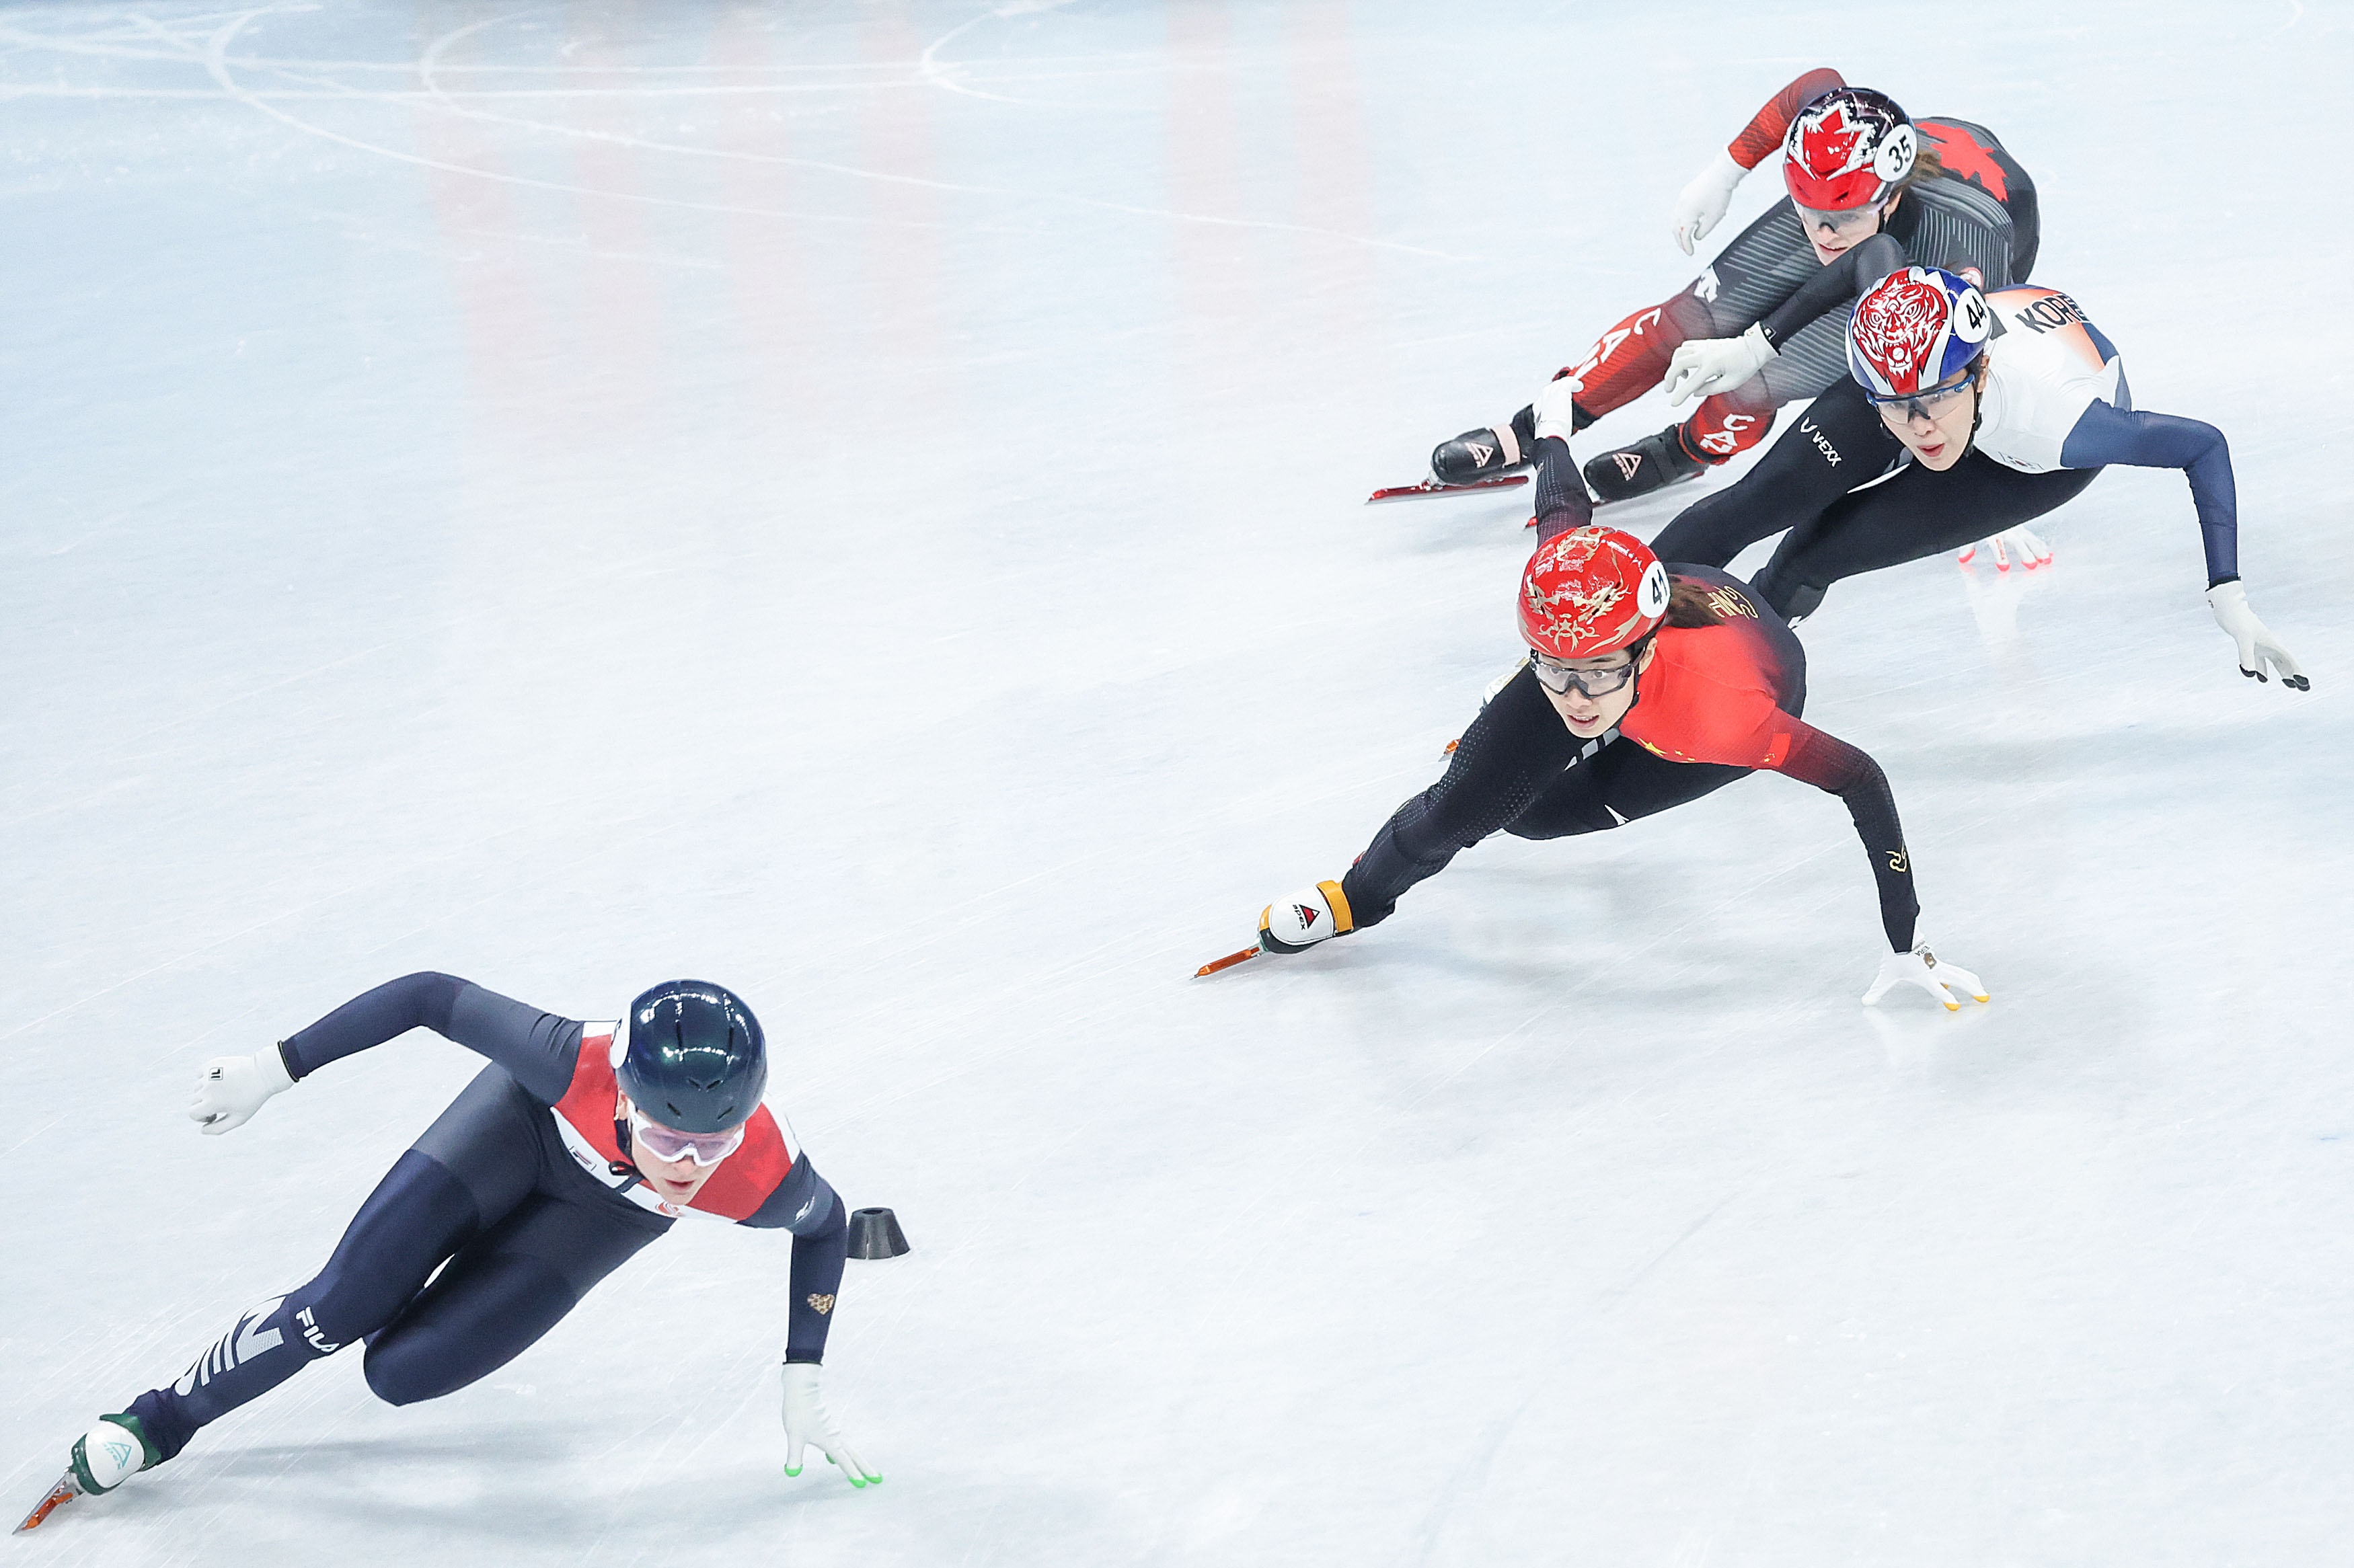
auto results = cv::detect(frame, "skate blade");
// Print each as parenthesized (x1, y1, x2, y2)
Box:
(1365, 475, 1529, 504)
(13, 1475, 81, 1534)
(1194, 946, 1261, 978)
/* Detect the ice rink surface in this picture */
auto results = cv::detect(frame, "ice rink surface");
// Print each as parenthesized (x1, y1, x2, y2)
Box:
(5, 1, 2351, 1563)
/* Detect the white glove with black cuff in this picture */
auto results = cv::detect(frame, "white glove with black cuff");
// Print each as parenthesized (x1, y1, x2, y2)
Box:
(2207, 580, 2308, 689)
(1672, 149, 1748, 256)
(188, 1046, 296, 1134)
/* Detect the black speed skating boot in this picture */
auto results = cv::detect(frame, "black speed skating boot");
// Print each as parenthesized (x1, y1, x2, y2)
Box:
(1582, 422, 1708, 503)
(1429, 405, 1540, 487)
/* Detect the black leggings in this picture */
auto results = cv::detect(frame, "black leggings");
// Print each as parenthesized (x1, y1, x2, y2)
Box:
(1346, 732, 1753, 926)
(127, 1070, 666, 1460)
(1650, 378, 2100, 621)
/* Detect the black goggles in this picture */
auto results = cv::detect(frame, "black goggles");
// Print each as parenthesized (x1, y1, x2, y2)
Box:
(1529, 650, 1638, 698)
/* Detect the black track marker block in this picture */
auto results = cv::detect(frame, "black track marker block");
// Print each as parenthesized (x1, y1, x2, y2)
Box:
(847, 1206, 911, 1259)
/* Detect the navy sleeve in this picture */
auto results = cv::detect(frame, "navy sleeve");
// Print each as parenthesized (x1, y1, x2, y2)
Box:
(1758, 233, 1906, 348)
(278, 972, 584, 1105)
(2057, 399, 2239, 584)
(741, 1165, 848, 1364)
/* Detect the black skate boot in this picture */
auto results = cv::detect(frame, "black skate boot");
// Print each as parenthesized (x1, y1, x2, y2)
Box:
(1430, 405, 1540, 487)
(1582, 422, 1709, 504)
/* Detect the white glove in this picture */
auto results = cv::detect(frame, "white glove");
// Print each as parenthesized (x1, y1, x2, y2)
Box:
(1672, 149, 1748, 256)
(1955, 526, 2052, 572)
(782, 1363, 879, 1487)
(1665, 322, 1774, 406)
(188, 1046, 296, 1134)
(1259, 880, 1355, 953)
(1862, 942, 1989, 1013)
(2207, 580, 2308, 690)
(1531, 369, 1585, 444)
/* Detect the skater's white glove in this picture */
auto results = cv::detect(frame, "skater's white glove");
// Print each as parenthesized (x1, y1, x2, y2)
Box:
(1260, 880, 1355, 954)
(2207, 580, 2308, 690)
(1531, 369, 1585, 445)
(1955, 526, 2052, 572)
(782, 1363, 880, 1487)
(1665, 323, 1774, 406)
(188, 1046, 296, 1134)
(1862, 943, 1989, 1013)
(1671, 149, 1748, 256)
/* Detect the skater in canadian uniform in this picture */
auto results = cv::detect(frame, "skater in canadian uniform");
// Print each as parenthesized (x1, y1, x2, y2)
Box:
(1429, 73, 2035, 504)
(21, 974, 880, 1532)
(1247, 375, 1984, 1009)
(1644, 266, 2308, 687)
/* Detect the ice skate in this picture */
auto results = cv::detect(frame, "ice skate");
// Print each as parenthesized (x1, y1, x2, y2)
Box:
(1582, 422, 1709, 503)
(13, 1414, 160, 1533)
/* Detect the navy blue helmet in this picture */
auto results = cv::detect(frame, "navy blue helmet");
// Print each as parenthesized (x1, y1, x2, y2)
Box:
(618, 981, 768, 1133)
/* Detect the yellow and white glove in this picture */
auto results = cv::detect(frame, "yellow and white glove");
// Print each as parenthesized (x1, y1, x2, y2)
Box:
(1864, 943, 1989, 1013)
(1259, 881, 1355, 954)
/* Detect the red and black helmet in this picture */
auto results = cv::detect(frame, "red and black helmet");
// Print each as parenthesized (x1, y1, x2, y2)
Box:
(1782, 87, 1918, 211)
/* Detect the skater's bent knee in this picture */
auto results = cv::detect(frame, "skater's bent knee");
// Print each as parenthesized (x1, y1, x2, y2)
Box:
(361, 1331, 473, 1407)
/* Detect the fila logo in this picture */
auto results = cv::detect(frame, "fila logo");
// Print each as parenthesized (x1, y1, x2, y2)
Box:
(806, 1293, 836, 1315)
(1800, 418, 1841, 465)
(174, 1297, 287, 1395)
(1612, 451, 1643, 480)
(1466, 440, 1495, 467)
(297, 1305, 342, 1356)
(1294, 904, 1320, 929)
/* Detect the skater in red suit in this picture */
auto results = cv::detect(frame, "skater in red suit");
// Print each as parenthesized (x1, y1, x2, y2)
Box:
(19, 975, 883, 1534)
(1429, 71, 2035, 503)
(1252, 379, 1985, 1009)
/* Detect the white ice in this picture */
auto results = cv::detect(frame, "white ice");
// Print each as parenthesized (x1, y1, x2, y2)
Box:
(5, 3, 2353, 1564)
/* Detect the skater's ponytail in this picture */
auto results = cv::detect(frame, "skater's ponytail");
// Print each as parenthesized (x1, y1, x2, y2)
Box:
(1891, 143, 1946, 198)
(1661, 581, 1725, 629)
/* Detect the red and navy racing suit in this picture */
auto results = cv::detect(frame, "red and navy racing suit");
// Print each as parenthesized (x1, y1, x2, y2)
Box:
(1563, 66, 2037, 464)
(122, 973, 848, 1464)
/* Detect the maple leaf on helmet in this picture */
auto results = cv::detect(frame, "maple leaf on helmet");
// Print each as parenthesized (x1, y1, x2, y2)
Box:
(1782, 86, 1917, 212)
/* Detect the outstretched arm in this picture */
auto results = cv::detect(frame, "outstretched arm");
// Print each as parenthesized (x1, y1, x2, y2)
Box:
(1665, 233, 1907, 405)
(2058, 400, 2306, 687)
(1772, 722, 1987, 1009)
(2059, 401, 2237, 584)
(1675, 66, 1848, 253)
(190, 972, 584, 1132)
(1772, 723, 1918, 952)
(1728, 67, 1848, 169)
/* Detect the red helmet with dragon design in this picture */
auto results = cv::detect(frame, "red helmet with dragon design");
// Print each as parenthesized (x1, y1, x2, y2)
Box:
(1518, 526, 1672, 660)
